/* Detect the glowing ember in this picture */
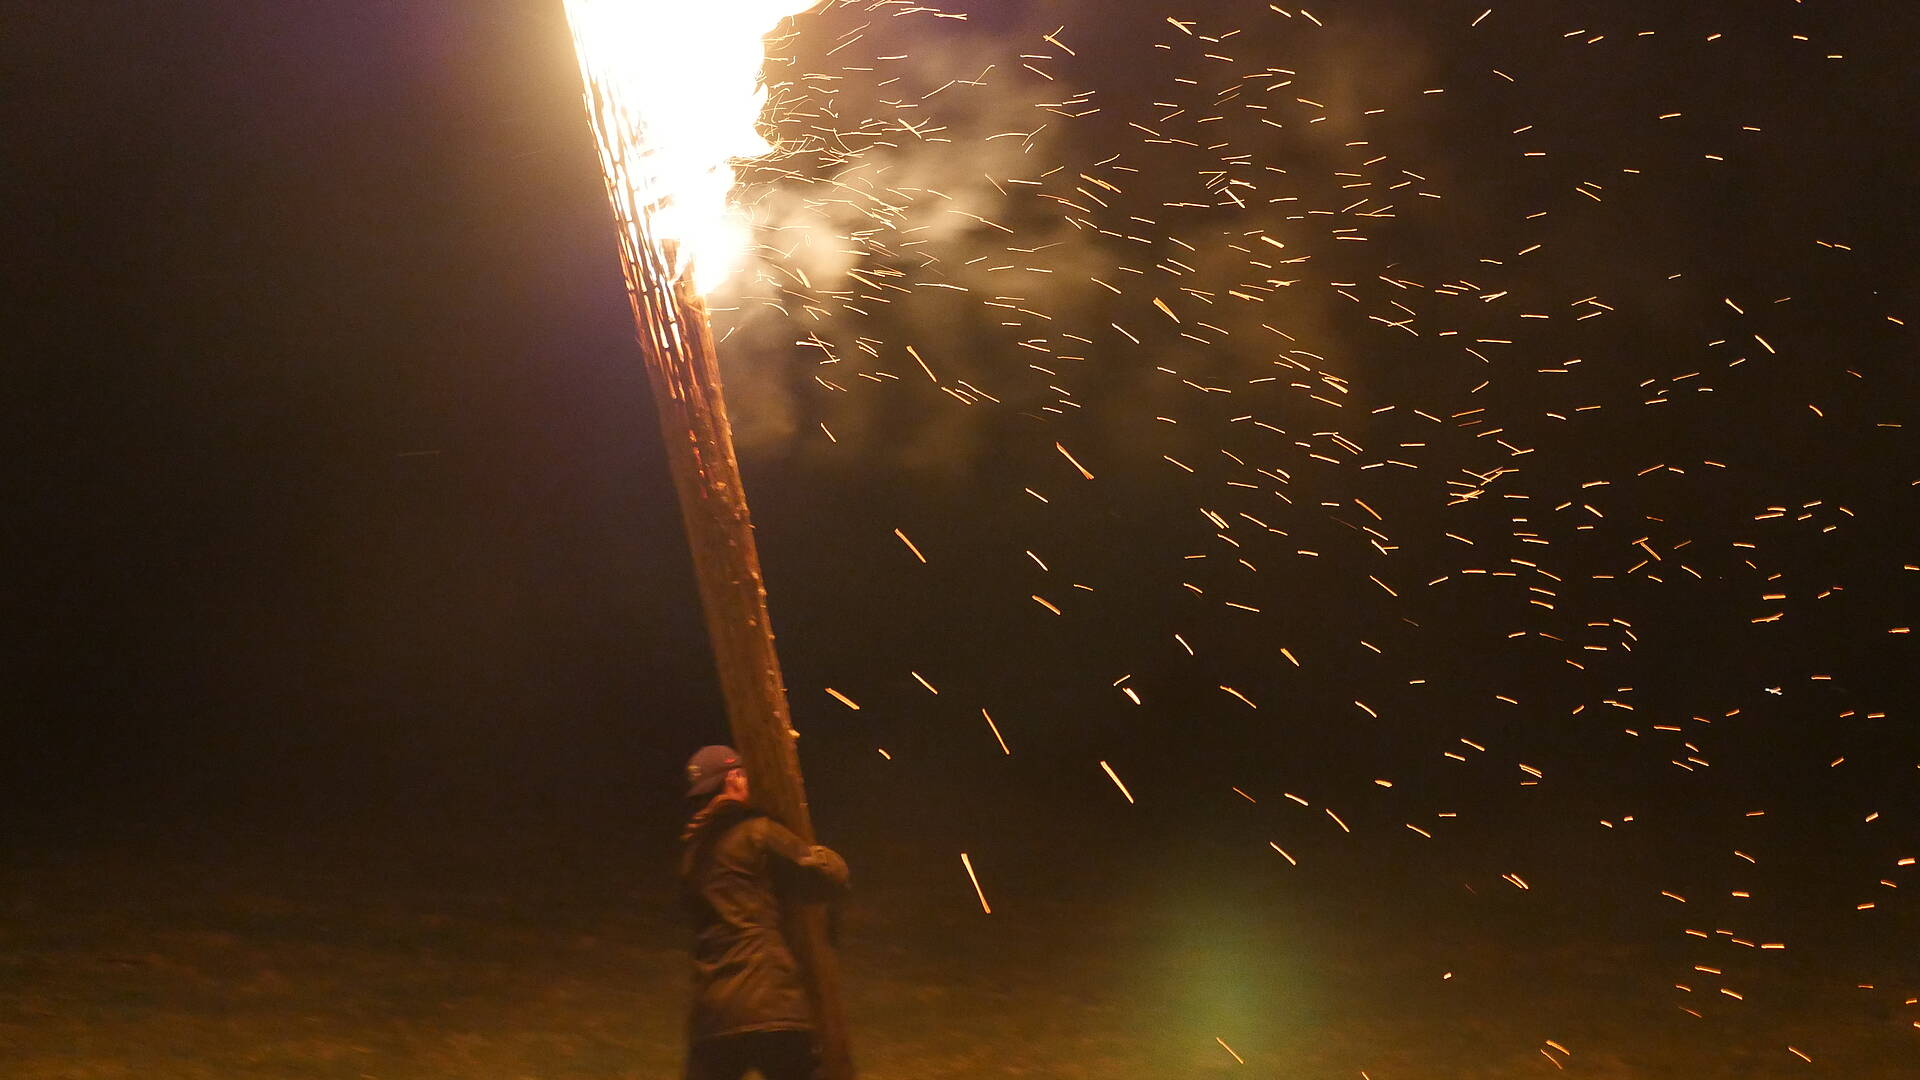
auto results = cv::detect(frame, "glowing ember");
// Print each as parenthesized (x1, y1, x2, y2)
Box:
(562, 0, 817, 294)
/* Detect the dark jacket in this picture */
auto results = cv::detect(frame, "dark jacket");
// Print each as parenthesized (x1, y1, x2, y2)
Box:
(679, 798, 849, 1041)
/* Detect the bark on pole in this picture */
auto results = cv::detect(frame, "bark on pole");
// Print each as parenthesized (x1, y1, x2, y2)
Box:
(580, 91, 855, 1080)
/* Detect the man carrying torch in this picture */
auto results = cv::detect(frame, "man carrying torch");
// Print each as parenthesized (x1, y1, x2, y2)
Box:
(555, 0, 852, 1076)
(680, 746, 850, 1080)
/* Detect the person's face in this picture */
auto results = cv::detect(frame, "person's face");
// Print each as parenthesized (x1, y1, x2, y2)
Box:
(722, 767, 749, 802)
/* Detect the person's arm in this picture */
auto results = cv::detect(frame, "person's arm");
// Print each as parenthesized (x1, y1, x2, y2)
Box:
(754, 817, 851, 894)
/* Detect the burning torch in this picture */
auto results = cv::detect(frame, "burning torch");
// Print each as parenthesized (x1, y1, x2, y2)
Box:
(559, 1, 851, 1075)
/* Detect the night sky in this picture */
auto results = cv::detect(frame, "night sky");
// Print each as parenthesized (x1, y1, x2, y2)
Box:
(9, 0, 1920, 1072)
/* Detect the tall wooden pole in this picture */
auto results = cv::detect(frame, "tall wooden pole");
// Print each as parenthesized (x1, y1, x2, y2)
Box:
(576, 77, 854, 1080)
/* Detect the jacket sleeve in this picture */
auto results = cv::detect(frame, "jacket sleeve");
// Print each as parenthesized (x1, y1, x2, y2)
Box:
(754, 817, 851, 895)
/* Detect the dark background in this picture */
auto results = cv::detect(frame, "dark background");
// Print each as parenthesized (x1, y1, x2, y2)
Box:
(12, 3, 711, 831)
(10, 0, 1916, 830)
(5, 1, 1918, 1072)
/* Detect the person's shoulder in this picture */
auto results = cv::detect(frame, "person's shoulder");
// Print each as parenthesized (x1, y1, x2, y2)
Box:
(735, 808, 777, 832)
(684, 800, 756, 843)
(710, 802, 770, 837)
(737, 810, 810, 852)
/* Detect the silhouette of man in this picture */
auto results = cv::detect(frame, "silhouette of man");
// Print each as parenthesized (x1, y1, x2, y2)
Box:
(679, 745, 849, 1080)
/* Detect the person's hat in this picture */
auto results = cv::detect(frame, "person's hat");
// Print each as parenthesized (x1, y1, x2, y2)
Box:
(685, 745, 743, 799)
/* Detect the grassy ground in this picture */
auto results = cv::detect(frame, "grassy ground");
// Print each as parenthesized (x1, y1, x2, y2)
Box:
(2, 826, 1913, 1079)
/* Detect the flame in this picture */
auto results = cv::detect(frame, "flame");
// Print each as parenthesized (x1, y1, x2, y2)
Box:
(563, 0, 816, 295)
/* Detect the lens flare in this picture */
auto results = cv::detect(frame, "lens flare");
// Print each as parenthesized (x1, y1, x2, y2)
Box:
(563, 0, 816, 294)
